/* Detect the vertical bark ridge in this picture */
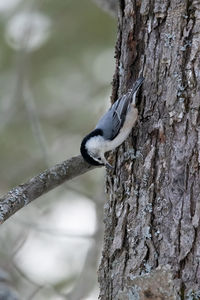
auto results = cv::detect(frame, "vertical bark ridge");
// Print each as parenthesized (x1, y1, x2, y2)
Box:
(99, 0, 200, 298)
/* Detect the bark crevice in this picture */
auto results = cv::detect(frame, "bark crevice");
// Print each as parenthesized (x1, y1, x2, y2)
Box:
(98, 0, 200, 298)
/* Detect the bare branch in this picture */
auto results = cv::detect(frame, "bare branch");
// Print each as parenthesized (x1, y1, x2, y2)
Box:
(0, 155, 99, 224)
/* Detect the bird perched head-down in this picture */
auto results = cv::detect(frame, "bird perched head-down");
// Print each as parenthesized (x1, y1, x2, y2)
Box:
(80, 77, 144, 168)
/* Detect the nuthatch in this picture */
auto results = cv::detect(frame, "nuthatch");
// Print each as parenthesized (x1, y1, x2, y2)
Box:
(80, 77, 144, 168)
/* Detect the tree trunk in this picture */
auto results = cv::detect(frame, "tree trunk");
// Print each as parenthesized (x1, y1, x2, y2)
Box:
(98, 0, 200, 299)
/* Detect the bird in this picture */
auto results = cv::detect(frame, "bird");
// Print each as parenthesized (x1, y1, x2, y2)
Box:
(80, 77, 144, 168)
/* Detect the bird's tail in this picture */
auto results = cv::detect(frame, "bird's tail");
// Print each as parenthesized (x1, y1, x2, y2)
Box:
(130, 76, 144, 106)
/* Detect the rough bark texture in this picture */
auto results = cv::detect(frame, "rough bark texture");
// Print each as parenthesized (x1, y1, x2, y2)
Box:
(99, 0, 200, 299)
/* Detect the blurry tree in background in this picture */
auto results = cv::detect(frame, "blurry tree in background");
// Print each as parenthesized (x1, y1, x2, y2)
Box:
(0, 0, 116, 299)
(98, 0, 200, 299)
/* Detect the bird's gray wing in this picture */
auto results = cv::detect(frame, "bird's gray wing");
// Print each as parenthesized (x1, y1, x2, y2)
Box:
(95, 77, 144, 140)
(95, 93, 131, 140)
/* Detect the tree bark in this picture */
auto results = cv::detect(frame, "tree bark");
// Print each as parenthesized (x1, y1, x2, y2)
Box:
(98, 0, 200, 299)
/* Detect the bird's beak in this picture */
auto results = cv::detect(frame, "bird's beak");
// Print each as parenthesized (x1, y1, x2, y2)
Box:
(101, 155, 113, 169)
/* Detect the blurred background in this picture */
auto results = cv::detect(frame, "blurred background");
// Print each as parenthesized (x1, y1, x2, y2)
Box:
(0, 0, 116, 299)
